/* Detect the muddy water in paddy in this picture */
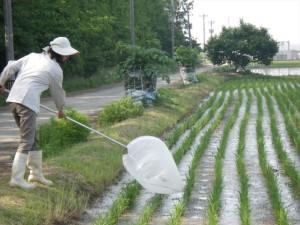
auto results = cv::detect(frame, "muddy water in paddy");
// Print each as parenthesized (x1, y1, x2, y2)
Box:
(219, 94, 247, 225)
(149, 93, 231, 225)
(245, 97, 276, 225)
(262, 96, 300, 224)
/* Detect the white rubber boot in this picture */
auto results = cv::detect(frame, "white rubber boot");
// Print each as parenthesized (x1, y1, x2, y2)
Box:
(27, 151, 53, 186)
(10, 152, 36, 189)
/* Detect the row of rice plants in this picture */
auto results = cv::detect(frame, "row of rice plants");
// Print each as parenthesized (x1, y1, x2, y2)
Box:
(95, 182, 140, 225)
(135, 92, 230, 225)
(280, 82, 300, 114)
(173, 92, 226, 163)
(94, 91, 227, 225)
(166, 90, 238, 225)
(270, 85, 300, 158)
(236, 89, 252, 225)
(207, 89, 243, 225)
(255, 89, 289, 225)
(264, 87, 300, 198)
(278, 83, 300, 134)
(166, 91, 219, 147)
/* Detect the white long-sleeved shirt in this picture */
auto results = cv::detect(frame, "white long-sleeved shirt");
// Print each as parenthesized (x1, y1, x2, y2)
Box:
(0, 52, 65, 114)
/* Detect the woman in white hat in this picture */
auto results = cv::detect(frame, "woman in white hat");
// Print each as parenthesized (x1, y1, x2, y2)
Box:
(0, 37, 79, 189)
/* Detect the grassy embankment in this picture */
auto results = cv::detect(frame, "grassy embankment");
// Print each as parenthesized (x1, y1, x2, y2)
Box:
(0, 73, 226, 225)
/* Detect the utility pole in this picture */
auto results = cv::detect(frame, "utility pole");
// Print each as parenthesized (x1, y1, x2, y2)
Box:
(187, 10, 192, 48)
(170, 0, 175, 57)
(200, 14, 207, 49)
(129, 0, 135, 47)
(209, 20, 214, 39)
(3, 0, 14, 61)
(181, 0, 193, 48)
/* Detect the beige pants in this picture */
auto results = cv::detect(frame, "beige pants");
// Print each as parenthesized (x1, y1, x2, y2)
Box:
(10, 103, 38, 153)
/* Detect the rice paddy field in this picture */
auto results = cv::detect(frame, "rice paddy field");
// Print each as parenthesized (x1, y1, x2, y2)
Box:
(78, 75, 300, 225)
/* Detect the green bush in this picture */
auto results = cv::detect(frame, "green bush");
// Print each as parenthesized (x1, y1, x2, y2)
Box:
(39, 109, 90, 157)
(98, 96, 144, 126)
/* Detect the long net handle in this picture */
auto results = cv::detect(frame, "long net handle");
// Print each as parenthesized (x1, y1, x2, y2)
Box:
(4, 88, 127, 149)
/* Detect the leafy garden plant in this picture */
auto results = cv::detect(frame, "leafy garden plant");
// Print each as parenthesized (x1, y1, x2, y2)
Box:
(97, 96, 144, 126)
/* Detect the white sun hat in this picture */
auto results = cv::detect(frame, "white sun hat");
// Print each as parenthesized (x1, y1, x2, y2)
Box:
(43, 37, 79, 56)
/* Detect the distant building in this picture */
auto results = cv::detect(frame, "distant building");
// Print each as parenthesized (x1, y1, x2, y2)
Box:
(273, 41, 300, 60)
(273, 50, 300, 60)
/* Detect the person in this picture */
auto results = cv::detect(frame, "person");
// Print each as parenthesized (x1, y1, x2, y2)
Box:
(0, 37, 79, 189)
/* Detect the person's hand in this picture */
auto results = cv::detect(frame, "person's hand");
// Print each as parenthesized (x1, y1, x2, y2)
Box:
(57, 110, 66, 119)
(0, 85, 5, 94)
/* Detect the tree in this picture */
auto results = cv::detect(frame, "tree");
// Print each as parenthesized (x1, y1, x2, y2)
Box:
(174, 45, 199, 69)
(1, 0, 188, 80)
(206, 20, 279, 71)
(117, 43, 172, 92)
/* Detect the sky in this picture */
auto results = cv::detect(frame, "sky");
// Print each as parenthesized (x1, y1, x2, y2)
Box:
(190, 0, 300, 50)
